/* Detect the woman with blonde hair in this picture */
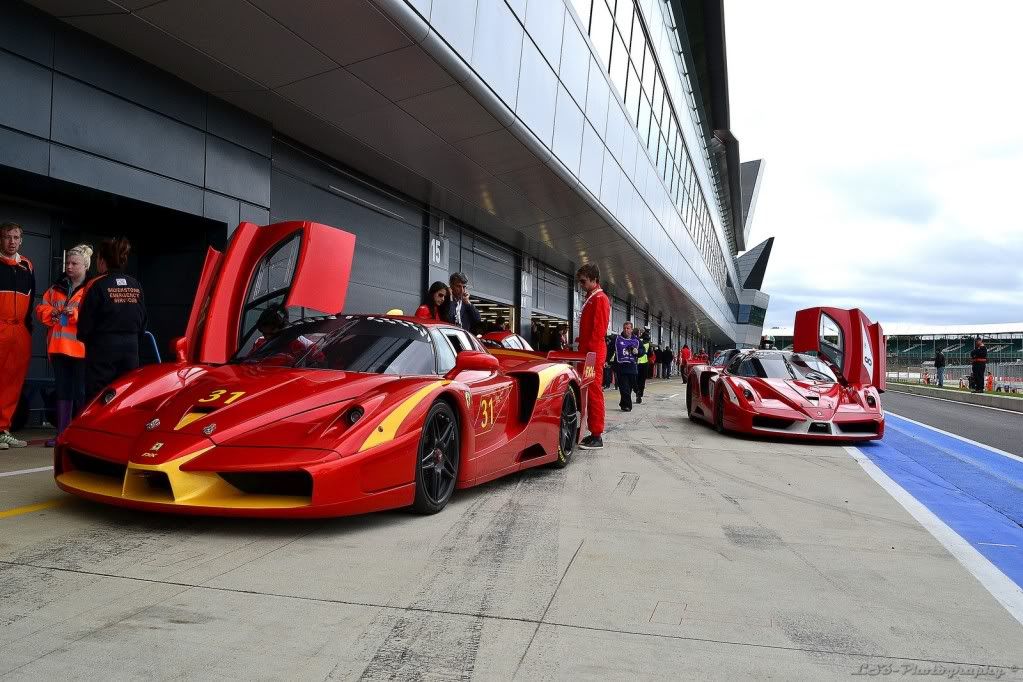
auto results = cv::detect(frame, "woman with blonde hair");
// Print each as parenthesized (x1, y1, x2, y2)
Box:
(36, 244, 92, 445)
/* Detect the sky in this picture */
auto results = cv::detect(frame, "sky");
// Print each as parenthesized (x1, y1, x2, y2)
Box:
(724, 1, 1023, 328)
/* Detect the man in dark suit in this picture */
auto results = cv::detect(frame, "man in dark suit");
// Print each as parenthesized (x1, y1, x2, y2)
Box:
(447, 272, 481, 332)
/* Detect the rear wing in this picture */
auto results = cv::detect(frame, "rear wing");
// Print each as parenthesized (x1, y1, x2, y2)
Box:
(547, 350, 597, 387)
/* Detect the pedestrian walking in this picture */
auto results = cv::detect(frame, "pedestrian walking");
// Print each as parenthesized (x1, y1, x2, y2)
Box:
(661, 346, 672, 379)
(969, 338, 987, 393)
(575, 264, 610, 450)
(78, 238, 147, 402)
(36, 244, 92, 446)
(934, 347, 946, 388)
(0, 221, 34, 449)
(614, 322, 640, 411)
(634, 330, 651, 403)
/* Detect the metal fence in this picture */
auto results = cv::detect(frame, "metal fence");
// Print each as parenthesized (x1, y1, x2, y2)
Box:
(887, 362, 1023, 393)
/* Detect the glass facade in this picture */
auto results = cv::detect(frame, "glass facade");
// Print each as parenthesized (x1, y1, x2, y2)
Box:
(570, 0, 728, 295)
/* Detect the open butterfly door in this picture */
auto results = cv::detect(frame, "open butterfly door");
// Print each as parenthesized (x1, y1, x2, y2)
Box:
(792, 307, 883, 390)
(176, 221, 356, 364)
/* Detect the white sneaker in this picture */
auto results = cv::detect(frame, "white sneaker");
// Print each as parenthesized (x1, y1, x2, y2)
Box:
(0, 431, 27, 448)
(0, 440, 8, 450)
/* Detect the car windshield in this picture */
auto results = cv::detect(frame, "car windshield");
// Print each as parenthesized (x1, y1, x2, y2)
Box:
(736, 352, 838, 382)
(233, 316, 437, 375)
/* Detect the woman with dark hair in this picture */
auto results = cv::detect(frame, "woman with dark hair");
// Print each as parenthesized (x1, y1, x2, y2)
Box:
(414, 281, 450, 321)
(78, 238, 147, 401)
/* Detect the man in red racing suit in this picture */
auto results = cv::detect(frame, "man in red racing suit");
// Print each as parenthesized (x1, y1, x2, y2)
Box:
(575, 264, 610, 449)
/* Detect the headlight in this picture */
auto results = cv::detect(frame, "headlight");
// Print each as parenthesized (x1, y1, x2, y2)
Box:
(742, 388, 754, 401)
(345, 406, 365, 425)
(101, 388, 117, 405)
(865, 394, 876, 408)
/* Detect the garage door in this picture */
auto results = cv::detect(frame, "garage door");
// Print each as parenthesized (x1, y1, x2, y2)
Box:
(533, 264, 570, 320)
(449, 226, 517, 305)
(611, 297, 628, 334)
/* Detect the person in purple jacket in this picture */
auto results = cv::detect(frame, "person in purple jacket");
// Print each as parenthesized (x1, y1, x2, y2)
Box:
(614, 321, 641, 412)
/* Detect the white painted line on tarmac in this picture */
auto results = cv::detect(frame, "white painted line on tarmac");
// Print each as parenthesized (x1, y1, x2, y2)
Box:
(846, 446, 1023, 627)
(886, 411, 1023, 463)
(0, 466, 54, 478)
(887, 389, 1023, 414)
(978, 543, 1017, 548)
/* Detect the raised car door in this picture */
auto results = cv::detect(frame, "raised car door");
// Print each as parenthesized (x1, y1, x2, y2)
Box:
(792, 307, 880, 388)
(187, 221, 356, 364)
(176, 246, 223, 363)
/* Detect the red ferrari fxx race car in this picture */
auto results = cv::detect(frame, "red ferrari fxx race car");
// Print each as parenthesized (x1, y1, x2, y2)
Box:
(55, 221, 595, 518)
(686, 307, 886, 441)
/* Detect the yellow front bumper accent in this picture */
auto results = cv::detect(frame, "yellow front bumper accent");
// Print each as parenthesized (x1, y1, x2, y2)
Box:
(58, 448, 309, 509)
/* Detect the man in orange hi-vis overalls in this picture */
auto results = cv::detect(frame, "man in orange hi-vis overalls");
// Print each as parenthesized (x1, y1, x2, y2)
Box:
(0, 222, 35, 449)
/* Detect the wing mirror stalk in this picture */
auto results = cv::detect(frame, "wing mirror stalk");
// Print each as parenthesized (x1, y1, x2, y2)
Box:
(445, 351, 500, 380)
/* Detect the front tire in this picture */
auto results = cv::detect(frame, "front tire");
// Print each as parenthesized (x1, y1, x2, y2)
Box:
(549, 389, 579, 469)
(714, 389, 727, 434)
(686, 382, 698, 421)
(412, 401, 460, 514)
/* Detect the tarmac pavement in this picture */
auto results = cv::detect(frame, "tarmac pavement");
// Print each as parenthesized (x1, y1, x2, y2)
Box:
(1, 378, 1021, 680)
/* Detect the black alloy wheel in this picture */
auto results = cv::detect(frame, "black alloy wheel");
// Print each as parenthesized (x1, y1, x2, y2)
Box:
(412, 401, 460, 514)
(549, 389, 579, 469)
(714, 388, 726, 434)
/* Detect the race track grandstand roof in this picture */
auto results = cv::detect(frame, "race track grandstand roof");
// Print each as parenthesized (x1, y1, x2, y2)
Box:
(764, 322, 1023, 337)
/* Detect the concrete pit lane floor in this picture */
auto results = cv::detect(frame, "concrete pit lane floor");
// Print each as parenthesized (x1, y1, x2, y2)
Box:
(1, 379, 1021, 680)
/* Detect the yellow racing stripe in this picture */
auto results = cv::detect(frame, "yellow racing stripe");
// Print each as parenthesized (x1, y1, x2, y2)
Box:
(359, 381, 450, 452)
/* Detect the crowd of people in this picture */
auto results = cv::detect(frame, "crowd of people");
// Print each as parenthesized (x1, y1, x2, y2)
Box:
(1, 222, 147, 450)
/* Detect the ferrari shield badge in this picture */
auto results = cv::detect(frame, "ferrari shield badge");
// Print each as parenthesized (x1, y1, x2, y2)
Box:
(203, 423, 217, 436)
(464, 391, 471, 408)
(145, 418, 161, 431)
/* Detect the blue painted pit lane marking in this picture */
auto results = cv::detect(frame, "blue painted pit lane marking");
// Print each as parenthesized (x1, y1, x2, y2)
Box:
(852, 413, 1023, 614)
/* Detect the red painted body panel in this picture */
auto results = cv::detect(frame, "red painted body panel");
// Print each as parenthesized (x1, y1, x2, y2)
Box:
(687, 307, 885, 442)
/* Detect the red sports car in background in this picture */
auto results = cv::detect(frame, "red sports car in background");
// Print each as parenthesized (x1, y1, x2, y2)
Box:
(686, 307, 886, 441)
(54, 221, 595, 518)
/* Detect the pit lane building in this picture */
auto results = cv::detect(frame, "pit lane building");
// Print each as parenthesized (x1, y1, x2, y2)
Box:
(1, 0, 770, 388)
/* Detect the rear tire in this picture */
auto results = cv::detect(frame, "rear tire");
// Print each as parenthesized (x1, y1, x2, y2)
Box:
(412, 401, 460, 514)
(714, 389, 726, 434)
(549, 389, 579, 469)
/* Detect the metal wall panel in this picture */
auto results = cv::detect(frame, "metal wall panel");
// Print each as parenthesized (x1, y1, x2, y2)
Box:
(0, 50, 52, 138)
(52, 23, 206, 129)
(51, 74, 206, 185)
(612, 297, 628, 332)
(204, 136, 271, 208)
(270, 168, 424, 316)
(449, 226, 517, 305)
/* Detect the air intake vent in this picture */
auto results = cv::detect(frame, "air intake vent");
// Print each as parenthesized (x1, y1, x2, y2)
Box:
(752, 416, 795, 430)
(68, 450, 127, 479)
(836, 421, 878, 434)
(219, 471, 312, 497)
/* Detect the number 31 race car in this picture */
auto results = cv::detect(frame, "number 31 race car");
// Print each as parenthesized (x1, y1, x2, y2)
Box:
(54, 221, 595, 517)
(686, 307, 886, 441)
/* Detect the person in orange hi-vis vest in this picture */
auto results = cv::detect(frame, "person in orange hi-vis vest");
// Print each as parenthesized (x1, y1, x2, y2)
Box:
(575, 263, 610, 450)
(36, 244, 93, 446)
(0, 222, 35, 449)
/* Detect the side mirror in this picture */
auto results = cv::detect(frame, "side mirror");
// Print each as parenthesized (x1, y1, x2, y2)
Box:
(446, 351, 499, 379)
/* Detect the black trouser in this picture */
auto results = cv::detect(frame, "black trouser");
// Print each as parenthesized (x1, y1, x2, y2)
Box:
(86, 336, 140, 402)
(52, 354, 86, 413)
(972, 363, 985, 392)
(616, 369, 636, 410)
(635, 365, 647, 398)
